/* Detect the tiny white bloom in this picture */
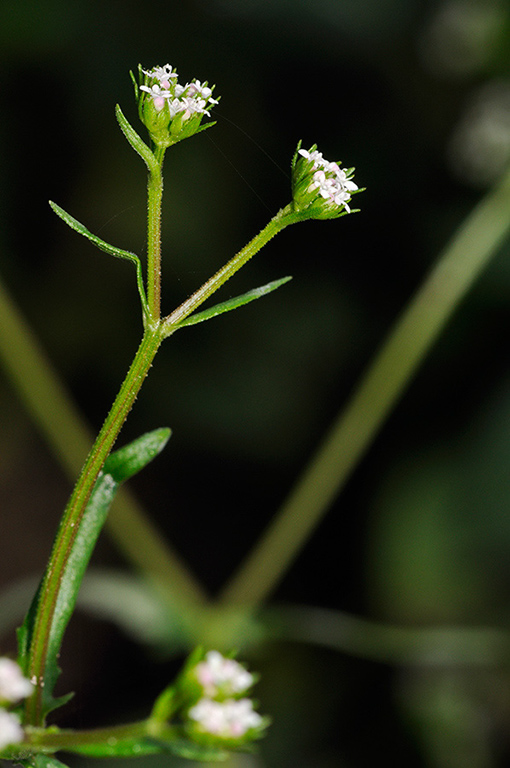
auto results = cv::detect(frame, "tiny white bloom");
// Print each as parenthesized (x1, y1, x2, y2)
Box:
(180, 96, 211, 119)
(167, 97, 187, 118)
(0, 709, 24, 750)
(187, 80, 212, 99)
(142, 64, 178, 91)
(139, 83, 172, 112)
(195, 651, 254, 697)
(298, 148, 324, 167)
(0, 659, 33, 703)
(189, 697, 262, 739)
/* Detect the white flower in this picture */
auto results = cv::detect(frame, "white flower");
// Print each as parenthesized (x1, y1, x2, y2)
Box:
(0, 659, 33, 703)
(194, 651, 254, 697)
(0, 709, 24, 751)
(139, 83, 173, 112)
(146, 64, 178, 88)
(298, 147, 324, 167)
(189, 697, 262, 739)
(186, 80, 211, 99)
(180, 96, 211, 119)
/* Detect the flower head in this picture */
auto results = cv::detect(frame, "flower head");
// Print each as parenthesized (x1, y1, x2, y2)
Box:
(135, 63, 219, 147)
(188, 697, 263, 740)
(292, 142, 362, 220)
(194, 651, 254, 699)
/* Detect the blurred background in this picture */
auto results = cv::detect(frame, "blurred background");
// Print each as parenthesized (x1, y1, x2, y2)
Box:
(3, 0, 510, 765)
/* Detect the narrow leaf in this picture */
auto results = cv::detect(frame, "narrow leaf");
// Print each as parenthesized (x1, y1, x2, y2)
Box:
(174, 276, 293, 329)
(49, 201, 149, 319)
(18, 428, 171, 719)
(115, 104, 157, 172)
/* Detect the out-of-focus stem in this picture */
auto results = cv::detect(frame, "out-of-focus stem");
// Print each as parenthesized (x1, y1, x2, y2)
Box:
(219, 164, 510, 608)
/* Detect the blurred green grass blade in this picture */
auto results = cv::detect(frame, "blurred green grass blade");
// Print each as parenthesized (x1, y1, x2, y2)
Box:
(219, 163, 510, 607)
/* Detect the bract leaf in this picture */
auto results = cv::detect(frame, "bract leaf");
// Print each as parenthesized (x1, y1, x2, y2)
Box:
(115, 104, 158, 172)
(171, 276, 292, 331)
(49, 201, 148, 319)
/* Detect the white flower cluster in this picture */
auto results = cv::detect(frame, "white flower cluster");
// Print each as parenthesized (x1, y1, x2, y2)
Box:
(298, 147, 358, 212)
(189, 697, 262, 739)
(140, 64, 218, 119)
(0, 658, 33, 752)
(188, 651, 264, 741)
(194, 650, 254, 698)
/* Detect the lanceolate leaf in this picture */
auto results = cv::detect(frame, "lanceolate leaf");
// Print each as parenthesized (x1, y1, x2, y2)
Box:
(115, 104, 158, 172)
(173, 276, 293, 330)
(18, 428, 171, 719)
(49, 201, 149, 320)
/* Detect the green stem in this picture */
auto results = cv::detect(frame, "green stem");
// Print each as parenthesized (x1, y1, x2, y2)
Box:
(24, 326, 163, 726)
(162, 207, 293, 332)
(0, 273, 207, 608)
(219, 164, 510, 607)
(147, 148, 165, 320)
(19, 718, 173, 757)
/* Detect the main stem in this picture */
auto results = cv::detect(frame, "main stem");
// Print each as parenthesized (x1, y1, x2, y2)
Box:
(24, 326, 163, 725)
(25, 156, 167, 727)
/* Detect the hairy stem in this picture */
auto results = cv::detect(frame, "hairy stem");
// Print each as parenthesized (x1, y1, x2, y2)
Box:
(0, 273, 207, 608)
(24, 327, 163, 726)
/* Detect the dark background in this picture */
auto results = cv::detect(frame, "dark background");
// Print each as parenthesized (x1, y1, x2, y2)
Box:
(3, 1, 510, 766)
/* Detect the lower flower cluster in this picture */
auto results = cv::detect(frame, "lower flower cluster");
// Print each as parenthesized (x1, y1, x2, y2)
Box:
(0, 658, 33, 752)
(182, 650, 268, 747)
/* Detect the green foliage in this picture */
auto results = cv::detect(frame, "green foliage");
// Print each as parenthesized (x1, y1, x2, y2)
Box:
(173, 276, 293, 330)
(49, 201, 149, 320)
(17, 429, 171, 719)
